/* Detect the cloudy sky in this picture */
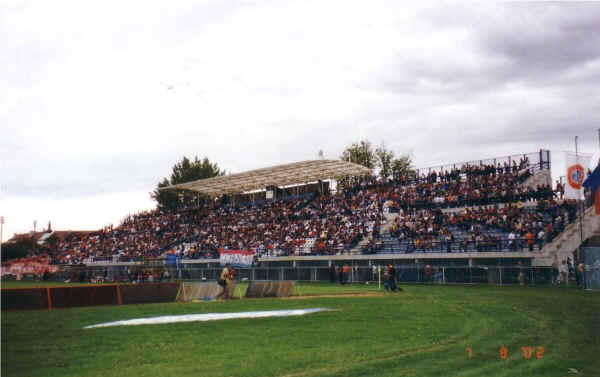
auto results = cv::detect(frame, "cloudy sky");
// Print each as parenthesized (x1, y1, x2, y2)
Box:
(1, 1, 599, 239)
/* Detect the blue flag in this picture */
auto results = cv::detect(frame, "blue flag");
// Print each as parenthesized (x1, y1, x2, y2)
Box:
(583, 164, 600, 189)
(583, 164, 600, 215)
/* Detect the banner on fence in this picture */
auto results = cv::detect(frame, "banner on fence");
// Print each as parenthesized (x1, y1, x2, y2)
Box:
(218, 249, 254, 267)
(1, 258, 59, 279)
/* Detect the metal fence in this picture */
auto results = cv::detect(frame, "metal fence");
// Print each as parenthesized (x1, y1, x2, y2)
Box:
(26, 265, 558, 286)
(582, 247, 600, 290)
(415, 150, 551, 177)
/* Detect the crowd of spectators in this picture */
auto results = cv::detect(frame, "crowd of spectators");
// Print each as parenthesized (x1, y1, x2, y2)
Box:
(53, 207, 208, 263)
(384, 159, 553, 210)
(381, 199, 577, 253)
(48, 157, 578, 263)
(176, 188, 384, 257)
(53, 188, 384, 262)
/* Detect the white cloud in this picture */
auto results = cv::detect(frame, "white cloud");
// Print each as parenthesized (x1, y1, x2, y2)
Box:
(1, 1, 599, 238)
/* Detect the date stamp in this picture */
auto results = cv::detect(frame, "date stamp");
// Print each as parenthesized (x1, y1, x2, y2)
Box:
(465, 346, 544, 360)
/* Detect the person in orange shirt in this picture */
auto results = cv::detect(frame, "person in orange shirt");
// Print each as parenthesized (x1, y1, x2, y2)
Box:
(341, 264, 351, 284)
(525, 231, 534, 252)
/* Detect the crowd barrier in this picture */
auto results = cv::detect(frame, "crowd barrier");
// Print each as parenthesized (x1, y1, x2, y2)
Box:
(245, 281, 295, 298)
(176, 282, 234, 301)
(1, 288, 50, 310)
(120, 283, 179, 305)
(3, 265, 572, 311)
(1, 282, 180, 311)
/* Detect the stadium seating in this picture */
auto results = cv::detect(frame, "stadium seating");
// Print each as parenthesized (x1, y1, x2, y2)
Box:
(47, 157, 579, 263)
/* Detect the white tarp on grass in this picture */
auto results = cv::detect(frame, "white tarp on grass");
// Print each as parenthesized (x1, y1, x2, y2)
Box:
(84, 308, 333, 329)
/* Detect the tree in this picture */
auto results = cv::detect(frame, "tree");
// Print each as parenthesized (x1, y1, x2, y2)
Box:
(391, 155, 416, 181)
(151, 156, 224, 210)
(375, 143, 394, 180)
(1, 239, 35, 261)
(341, 140, 375, 170)
(45, 232, 59, 254)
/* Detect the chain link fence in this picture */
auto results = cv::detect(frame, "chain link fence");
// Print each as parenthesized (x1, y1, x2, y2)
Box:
(29, 264, 557, 286)
(582, 247, 600, 290)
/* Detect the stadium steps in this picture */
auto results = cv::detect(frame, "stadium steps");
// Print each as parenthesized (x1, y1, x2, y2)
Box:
(535, 205, 600, 266)
(350, 213, 399, 254)
(375, 213, 403, 254)
(521, 169, 552, 190)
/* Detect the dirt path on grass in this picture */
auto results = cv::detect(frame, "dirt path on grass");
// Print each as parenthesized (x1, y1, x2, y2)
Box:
(282, 292, 387, 300)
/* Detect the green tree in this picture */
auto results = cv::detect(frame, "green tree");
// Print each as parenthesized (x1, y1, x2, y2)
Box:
(341, 140, 375, 170)
(45, 232, 59, 254)
(375, 143, 394, 180)
(1, 239, 35, 261)
(151, 156, 224, 210)
(391, 155, 416, 181)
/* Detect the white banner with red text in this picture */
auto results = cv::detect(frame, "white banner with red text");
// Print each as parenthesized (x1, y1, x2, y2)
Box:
(218, 249, 254, 268)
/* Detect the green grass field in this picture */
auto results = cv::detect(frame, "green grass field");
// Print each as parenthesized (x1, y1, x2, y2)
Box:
(2, 282, 599, 377)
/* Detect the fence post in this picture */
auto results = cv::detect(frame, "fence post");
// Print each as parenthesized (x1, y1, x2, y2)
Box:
(530, 268, 534, 285)
(499, 267, 503, 286)
(116, 284, 122, 305)
(46, 287, 52, 311)
(442, 267, 445, 284)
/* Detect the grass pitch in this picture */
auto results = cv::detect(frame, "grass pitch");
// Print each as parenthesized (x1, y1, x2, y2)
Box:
(2, 282, 599, 377)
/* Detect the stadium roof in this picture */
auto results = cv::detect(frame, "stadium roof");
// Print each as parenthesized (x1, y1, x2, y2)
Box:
(160, 159, 372, 197)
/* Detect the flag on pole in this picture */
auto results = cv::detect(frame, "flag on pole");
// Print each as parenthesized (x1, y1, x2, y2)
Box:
(565, 152, 591, 200)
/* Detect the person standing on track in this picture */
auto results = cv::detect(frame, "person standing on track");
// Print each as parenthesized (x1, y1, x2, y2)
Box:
(216, 263, 232, 300)
(384, 264, 397, 292)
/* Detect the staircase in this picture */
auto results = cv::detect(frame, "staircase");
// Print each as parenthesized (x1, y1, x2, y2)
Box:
(521, 169, 552, 190)
(534, 205, 600, 266)
(379, 212, 403, 253)
(349, 212, 398, 254)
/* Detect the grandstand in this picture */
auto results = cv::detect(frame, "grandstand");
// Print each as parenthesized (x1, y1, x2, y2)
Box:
(5, 149, 598, 282)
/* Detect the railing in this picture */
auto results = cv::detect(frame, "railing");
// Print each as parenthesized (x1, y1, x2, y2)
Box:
(385, 189, 555, 211)
(415, 149, 551, 177)
(361, 237, 550, 254)
(62, 231, 565, 263)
